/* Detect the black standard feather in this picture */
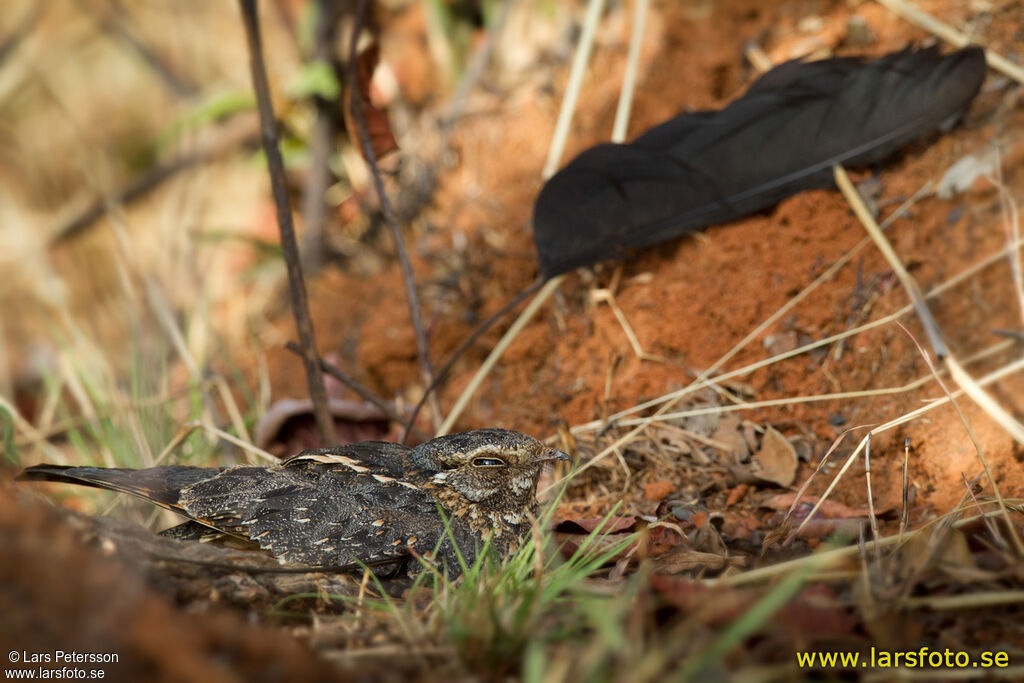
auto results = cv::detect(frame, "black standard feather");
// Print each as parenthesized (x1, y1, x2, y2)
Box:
(532, 45, 987, 277)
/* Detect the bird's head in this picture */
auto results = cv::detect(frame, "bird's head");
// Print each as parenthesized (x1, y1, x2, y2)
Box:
(411, 429, 569, 524)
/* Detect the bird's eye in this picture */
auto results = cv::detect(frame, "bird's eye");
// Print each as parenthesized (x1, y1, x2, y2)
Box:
(472, 457, 506, 468)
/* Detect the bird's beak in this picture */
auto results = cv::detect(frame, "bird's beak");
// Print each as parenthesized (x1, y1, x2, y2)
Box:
(538, 448, 571, 463)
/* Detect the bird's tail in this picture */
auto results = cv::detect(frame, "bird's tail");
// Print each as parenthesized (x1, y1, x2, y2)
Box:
(17, 464, 219, 512)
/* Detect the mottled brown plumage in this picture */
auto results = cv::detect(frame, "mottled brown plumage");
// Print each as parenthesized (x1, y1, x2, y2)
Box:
(17, 429, 568, 577)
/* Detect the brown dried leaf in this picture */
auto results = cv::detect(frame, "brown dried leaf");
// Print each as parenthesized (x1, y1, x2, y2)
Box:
(254, 397, 394, 456)
(711, 413, 750, 457)
(646, 524, 687, 557)
(644, 480, 675, 502)
(552, 516, 637, 535)
(752, 426, 797, 487)
(348, 44, 398, 159)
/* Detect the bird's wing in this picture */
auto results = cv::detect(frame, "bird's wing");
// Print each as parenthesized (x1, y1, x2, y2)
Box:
(280, 440, 413, 476)
(179, 464, 443, 567)
(532, 46, 986, 276)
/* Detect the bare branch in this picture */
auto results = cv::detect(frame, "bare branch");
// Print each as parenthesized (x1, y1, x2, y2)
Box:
(238, 0, 336, 444)
(347, 0, 441, 429)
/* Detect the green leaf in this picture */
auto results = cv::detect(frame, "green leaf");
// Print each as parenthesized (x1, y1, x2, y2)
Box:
(287, 60, 341, 100)
(156, 90, 255, 152)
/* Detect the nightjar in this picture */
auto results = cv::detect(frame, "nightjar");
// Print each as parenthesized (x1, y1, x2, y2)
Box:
(18, 429, 569, 577)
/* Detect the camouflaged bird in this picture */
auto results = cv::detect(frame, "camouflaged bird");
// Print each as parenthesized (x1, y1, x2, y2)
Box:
(18, 429, 569, 577)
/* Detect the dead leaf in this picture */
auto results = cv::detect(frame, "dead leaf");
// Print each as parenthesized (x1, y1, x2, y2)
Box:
(254, 397, 394, 456)
(644, 481, 675, 502)
(752, 427, 797, 487)
(552, 516, 637, 535)
(710, 413, 750, 457)
(646, 524, 687, 557)
(725, 484, 749, 507)
(347, 43, 398, 159)
(553, 532, 632, 564)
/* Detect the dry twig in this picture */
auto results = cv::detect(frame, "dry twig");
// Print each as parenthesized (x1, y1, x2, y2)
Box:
(348, 0, 441, 431)
(238, 0, 337, 444)
(283, 340, 428, 441)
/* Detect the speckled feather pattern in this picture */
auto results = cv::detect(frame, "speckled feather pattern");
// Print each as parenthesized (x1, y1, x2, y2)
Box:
(18, 429, 567, 577)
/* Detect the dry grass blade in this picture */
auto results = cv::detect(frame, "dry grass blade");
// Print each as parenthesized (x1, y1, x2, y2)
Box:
(874, 0, 1024, 85)
(857, 524, 873, 609)
(837, 164, 1024, 447)
(863, 433, 882, 564)
(542, 0, 608, 179)
(96, 420, 277, 518)
(744, 43, 773, 74)
(0, 3, 44, 68)
(791, 356, 1024, 538)
(961, 472, 1004, 547)
(610, 0, 649, 144)
(681, 182, 934, 394)
(583, 2, 661, 364)
(571, 215, 1024, 435)
(946, 356, 1024, 444)
(723, 506, 1020, 588)
(990, 148, 1024, 325)
(443, 0, 511, 125)
(400, 277, 545, 443)
(549, 341, 1011, 496)
(606, 339, 1008, 424)
(438, 275, 563, 435)
(590, 286, 663, 362)
(437, 0, 613, 435)
(0, 394, 66, 464)
(173, 420, 277, 464)
(210, 375, 253, 446)
(54, 129, 259, 244)
(82, 0, 197, 98)
(899, 437, 910, 543)
(898, 590, 1024, 609)
(834, 164, 946, 357)
(896, 320, 1023, 552)
(145, 278, 238, 441)
(564, 51, 935, 463)
(782, 428, 858, 520)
